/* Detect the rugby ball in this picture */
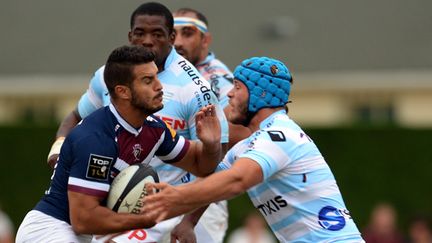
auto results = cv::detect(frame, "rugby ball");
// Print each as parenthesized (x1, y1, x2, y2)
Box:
(107, 164, 159, 214)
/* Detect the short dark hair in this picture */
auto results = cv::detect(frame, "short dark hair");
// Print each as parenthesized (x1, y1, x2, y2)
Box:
(174, 7, 208, 26)
(104, 45, 155, 97)
(130, 2, 174, 34)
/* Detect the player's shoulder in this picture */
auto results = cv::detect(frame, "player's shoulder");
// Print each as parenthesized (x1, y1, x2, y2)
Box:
(163, 51, 217, 105)
(64, 110, 117, 163)
(90, 65, 105, 82)
(260, 111, 296, 129)
(209, 57, 233, 75)
(88, 65, 107, 91)
(163, 49, 209, 86)
(199, 53, 233, 76)
(227, 138, 250, 158)
(145, 115, 180, 138)
(257, 113, 316, 148)
(70, 107, 115, 140)
(145, 115, 167, 129)
(94, 65, 105, 75)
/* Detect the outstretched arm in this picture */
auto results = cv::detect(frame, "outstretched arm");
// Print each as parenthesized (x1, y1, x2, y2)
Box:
(144, 158, 263, 222)
(47, 108, 81, 168)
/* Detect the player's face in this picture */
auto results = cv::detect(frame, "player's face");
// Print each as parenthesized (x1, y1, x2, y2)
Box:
(173, 13, 206, 66)
(130, 62, 164, 114)
(129, 15, 175, 69)
(227, 79, 249, 124)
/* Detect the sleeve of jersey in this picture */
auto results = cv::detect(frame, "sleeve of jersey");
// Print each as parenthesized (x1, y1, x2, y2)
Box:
(155, 124, 191, 164)
(67, 134, 117, 198)
(185, 88, 229, 144)
(77, 67, 109, 119)
(215, 151, 234, 172)
(238, 136, 289, 180)
(215, 139, 248, 172)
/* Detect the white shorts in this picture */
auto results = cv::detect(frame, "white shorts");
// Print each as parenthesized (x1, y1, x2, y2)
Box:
(96, 201, 228, 243)
(192, 201, 228, 243)
(92, 216, 182, 243)
(16, 210, 92, 243)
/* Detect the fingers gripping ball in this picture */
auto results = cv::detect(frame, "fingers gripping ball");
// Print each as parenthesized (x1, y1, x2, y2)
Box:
(107, 164, 159, 214)
(233, 57, 293, 113)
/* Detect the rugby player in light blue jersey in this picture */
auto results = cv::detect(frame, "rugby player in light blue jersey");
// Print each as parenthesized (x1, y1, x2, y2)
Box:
(144, 57, 365, 243)
(173, 7, 251, 149)
(45, 2, 230, 243)
(173, 8, 232, 108)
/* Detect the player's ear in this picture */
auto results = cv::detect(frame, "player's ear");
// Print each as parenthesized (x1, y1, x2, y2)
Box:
(114, 85, 131, 100)
(203, 32, 212, 49)
(128, 31, 133, 43)
(169, 31, 176, 45)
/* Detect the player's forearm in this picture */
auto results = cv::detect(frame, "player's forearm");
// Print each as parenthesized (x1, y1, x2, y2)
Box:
(69, 191, 156, 235)
(56, 109, 81, 138)
(47, 109, 82, 168)
(181, 204, 209, 226)
(180, 169, 246, 206)
(179, 159, 263, 207)
(71, 205, 155, 235)
(196, 141, 222, 176)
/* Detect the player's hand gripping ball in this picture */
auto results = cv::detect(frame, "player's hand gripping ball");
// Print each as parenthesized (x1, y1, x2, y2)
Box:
(107, 164, 159, 213)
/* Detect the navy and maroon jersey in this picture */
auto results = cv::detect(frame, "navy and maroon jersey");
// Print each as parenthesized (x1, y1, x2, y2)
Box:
(34, 104, 189, 223)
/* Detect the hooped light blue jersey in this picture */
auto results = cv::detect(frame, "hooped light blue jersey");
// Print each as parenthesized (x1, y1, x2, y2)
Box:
(218, 110, 364, 243)
(77, 47, 229, 185)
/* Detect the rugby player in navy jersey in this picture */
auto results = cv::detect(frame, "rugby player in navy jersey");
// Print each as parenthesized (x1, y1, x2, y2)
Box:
(43, 3, 230, 242)
(15, 45, 222, 243)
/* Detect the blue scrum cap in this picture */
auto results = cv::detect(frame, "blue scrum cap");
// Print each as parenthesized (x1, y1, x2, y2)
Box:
(233, 57, 292, 113)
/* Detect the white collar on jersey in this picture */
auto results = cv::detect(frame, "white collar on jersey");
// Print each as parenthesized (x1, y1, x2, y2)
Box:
(109, 104, 142, 136)
(259, 109, 288, 129)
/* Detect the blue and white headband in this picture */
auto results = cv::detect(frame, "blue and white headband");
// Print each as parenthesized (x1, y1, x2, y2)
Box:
(174, 17, 208, 33)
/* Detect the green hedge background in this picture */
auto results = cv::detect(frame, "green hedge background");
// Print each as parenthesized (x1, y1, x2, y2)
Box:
(1, 125, 431, 239)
